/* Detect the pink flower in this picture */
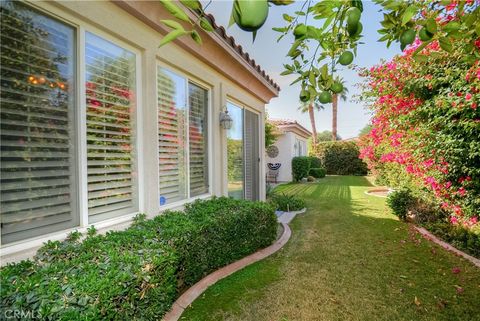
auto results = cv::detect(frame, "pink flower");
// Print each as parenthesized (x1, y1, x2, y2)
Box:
(470, 217, 478, 225)
(450, 216, 458, 224)
(452, 267, 461, 274)
(465, 93, 472, 101)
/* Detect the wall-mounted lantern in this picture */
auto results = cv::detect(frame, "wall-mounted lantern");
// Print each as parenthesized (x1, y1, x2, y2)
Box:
(219, 107, 233, 130)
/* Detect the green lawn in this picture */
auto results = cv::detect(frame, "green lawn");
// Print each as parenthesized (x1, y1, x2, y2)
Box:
(181, 176, 480, 321)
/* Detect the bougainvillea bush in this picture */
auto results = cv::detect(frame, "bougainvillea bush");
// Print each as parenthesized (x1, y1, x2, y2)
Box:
(358, 27, 479, 225)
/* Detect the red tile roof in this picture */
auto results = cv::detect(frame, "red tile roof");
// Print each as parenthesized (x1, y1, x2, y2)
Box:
(269, 118, 312, 138)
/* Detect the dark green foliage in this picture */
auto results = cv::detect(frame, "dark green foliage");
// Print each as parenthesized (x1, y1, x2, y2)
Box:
(424, 222, 480, 259)
(292, 156, 311, 181)
(386, 189, 415, 221)
(0, 197, 277, 320)
(315, 141, 368, 175)
(309, 167, 326, 178)
(270, 193, 306, 212)
(307, 156, 322, 169)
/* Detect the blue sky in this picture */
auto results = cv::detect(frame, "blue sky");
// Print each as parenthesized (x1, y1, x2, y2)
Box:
(204, 1, 401, 139)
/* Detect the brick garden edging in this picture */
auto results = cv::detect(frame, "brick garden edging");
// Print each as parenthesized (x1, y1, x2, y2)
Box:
(162, 222, 293, 321)
(413, 225, 480, 268)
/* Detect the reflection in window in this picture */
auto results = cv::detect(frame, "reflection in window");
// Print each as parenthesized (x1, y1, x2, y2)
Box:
(157, 69, 188, 205)
(0, 1, 77, 243)
(85, 33, 137, 223)
(227, 102, 244, 199)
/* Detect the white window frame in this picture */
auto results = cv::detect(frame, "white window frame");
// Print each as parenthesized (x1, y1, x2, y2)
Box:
(1, 1, 144, 254)
(155, 63, 213, 211)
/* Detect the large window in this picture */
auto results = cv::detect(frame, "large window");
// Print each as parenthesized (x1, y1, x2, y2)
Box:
(85, 33, 137, 223)
(0, 1, 139, 245)
(0, 1, 77, 243)
(157, 68, 209, 206)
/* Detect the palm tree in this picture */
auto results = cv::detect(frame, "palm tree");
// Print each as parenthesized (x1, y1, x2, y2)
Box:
(331, 78, 348, 141)
(298, 100, 322, 148)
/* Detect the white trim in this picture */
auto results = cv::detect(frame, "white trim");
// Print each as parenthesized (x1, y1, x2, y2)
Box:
(78, 25, 89, 228)
(0, 212, 139, 259)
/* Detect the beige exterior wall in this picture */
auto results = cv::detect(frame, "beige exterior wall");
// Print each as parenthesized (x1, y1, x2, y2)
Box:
(1, 0, 274, 264)
(266, 131, 309, 182)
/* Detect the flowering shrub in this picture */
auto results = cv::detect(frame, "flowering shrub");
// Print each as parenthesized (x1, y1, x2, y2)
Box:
(359, 25, 480, 225)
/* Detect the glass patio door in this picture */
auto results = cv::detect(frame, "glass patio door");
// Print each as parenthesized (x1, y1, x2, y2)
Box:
(226, 102, 259, 200)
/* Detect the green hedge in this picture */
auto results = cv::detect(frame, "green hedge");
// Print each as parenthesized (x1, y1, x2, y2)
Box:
(309, 167, 326, 178)
(315, 141, 368, 175)
(307, 156, 322, 169)
(0, 197, 277, 320)
(292, 156, 311, 182)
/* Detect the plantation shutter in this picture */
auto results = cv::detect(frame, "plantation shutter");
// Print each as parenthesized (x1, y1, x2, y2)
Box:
(244, 110, 259, 201)
(157, 68, 187, 205)
(0, 1, 78, 243)
(85, 33, 138, 223)
(188, 83, 209, 197)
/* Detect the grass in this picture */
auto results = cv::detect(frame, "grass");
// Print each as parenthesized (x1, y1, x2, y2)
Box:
(181, 176, 480, 321)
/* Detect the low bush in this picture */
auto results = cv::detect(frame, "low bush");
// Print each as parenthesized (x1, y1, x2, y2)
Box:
(292, 156, 311, 182)
(270, 193, 306, 212)
(307, 156, 322, 169)
(0, 197, 277, 320)
(424, 222, 480, 259)
(310, 167, 326, 178)
(314, 141, 368, 175)
(386, 188, 415, 221)
(307, 176, 316, 182)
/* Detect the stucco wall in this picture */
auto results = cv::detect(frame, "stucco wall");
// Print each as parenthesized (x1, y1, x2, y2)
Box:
(1, 0, 273, 263)
(266, 131, 309, 182)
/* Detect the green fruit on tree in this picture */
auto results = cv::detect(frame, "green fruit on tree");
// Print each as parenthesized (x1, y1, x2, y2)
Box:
(338, 51, 354, 66)
(353, 22, 363, 37)
(400, 29, 416, 46)
(331, 82, 344, 94)
(346, 7, 361, 26)
(299, 90, 310, 102)
(293, 24, 307, 39)
(233, 0, 269, 32)
(347, 20, 359, 36)
(419, 28, 433, 41)
(318, 91, 332, 104)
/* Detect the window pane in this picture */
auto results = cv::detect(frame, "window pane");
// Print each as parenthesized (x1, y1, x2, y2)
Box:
(85, 32, 137, 223)
(0, 1, 77, 243)
(227, 102, 244, 199)
(188, 83, 208, 197)
(157, 68, 187, 205)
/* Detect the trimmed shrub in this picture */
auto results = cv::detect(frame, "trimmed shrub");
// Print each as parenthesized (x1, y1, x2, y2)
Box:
(270, 193, 305, 212)
(307, 176, 316, 182)
(307, 156, 322, 169)
(424, 222, 480, 259)
(314, 141, 368, 175)
(386, 188, 415, 221)
(0, 197, 277, 320)
(310, 167, 326, 178)
(292, 156, 311, 182)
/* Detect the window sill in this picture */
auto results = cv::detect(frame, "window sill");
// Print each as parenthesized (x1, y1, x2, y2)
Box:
(0, 194, 213, 265)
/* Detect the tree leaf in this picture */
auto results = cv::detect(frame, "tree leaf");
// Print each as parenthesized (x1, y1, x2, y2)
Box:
(180, 0, 201, 10)
(160, 19, 184, 30)
(159, 29, 188, 47)
(402, 6, 417, 26)
(200, 17, 214, 32)
(438, 37, 452, 52)
(160, 0, 191, 22)
(190, 30, 202, 45)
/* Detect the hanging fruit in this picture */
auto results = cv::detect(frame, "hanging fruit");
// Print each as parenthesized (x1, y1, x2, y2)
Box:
(338, 51, 354, 66)
(318, 91, 332, 104)
(233, 0, 269, 32)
